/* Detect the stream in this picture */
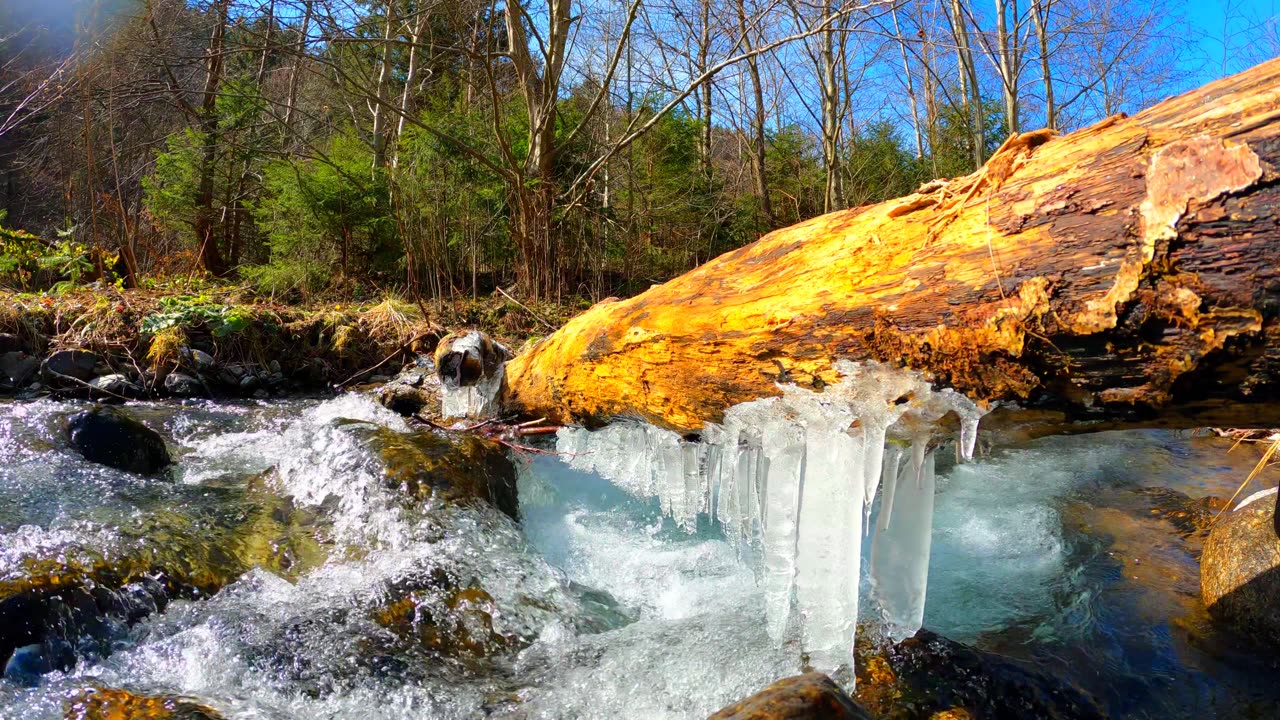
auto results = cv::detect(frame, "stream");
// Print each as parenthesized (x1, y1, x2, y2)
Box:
(1, 395, 1279, 718)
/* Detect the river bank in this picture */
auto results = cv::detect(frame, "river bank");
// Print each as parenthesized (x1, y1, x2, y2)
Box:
(0, 285, 582, 400)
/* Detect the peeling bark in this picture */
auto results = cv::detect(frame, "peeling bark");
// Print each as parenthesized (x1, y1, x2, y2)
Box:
(500, 59, 1280, 433)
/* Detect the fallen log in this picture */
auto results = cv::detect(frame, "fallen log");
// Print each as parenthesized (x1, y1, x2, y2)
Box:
(501, 58, 1280, 434)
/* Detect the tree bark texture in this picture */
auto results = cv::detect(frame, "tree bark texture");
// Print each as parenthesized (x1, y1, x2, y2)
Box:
(501, 58, 1280, 434)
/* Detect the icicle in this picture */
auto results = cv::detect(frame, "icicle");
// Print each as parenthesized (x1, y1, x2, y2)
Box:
(959, 413, 980, 462)
(440, 361, 505, 419)
(758, 417, 806, 641)
(679, 440, 704, 531)
(794, 422, 863, 672)
(861, 423, 887, 529)
(870, 440, 937, 642)
(876, 444, 904, 534)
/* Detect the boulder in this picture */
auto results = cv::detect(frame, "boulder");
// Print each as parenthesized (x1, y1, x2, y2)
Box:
(89, 373, 144, 398)
(186, 347, 217, 371)
(0, 332, 22, 353)
(708, 673, 873, 720)
(1200, 493, 1280, 646)
(0, 351, 39, 387)
(859, 629, 1106, 720)
(365, 426, 518, 519)
(40, 349, 99, 384)
(66, 406, 171, 474)
(164, 371, 203, 397)
(377, 357, 442, 418)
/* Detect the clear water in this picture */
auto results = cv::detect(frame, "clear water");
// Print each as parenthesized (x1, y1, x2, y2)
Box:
(1, 397, 1277, 719)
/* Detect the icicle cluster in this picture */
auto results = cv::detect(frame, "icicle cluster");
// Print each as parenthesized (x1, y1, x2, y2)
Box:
(555, 360, 987, 673)
(440, 365, 505, 419)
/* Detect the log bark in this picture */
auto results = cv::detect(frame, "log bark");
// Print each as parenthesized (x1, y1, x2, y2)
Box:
(502, 58, 1280, 434)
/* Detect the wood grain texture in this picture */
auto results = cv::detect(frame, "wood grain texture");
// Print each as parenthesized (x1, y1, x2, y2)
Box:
(502, 59, 1280, 433)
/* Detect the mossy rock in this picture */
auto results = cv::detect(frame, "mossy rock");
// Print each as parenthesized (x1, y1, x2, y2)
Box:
(64, 686, 223, 719)
(708, 673, 873, 720)
(364, 427, 518, 519)
(372, 571, 516, 661)
(1200, 496, 1280, 647)
(0, 485, 327, 675)
(854, 629, 1105, 720)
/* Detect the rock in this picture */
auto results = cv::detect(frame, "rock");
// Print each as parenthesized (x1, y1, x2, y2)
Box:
(377, 356, 442, 417)
(373, 573, 516, 659)
(164, 371, 203, 397)
(64, 686, 224, 719)
(434, 331, 510, 390)
(366, 426, 519, 519)
(89, 373, 144, 398)
(0, 350, 39, 387)
(0, 332, 22, 353)
(269, 359, 281, 374)
(708, 673, 873, 720)
(187, 347, 216, 371)
(859, 629, 1106, 720)
(1200, 495, 1280, 646)
(66, 406, 172, 474)
(252, 388, 269, 399)
(40, 349, 99, 384)
(239, 373, 260, 392)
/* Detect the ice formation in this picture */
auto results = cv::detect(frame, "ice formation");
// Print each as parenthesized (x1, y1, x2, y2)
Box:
(555, 360, 987, 673)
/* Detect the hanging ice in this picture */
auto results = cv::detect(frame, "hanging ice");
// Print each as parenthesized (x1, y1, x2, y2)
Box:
(552, 360, 987, 674)
(869, 435, 937, 641)
(440, 364, 505, 419)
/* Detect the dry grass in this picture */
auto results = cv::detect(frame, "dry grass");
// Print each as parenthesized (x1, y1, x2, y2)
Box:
(1213, 430, 1280, 524)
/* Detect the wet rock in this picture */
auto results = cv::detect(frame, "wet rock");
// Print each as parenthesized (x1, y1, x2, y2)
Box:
(708, 673, 873, 720)
(41, 349, 99, 384)
(0, 350, 39, 387)
(239, 373, 260, 393)
(1134, 486, 1227, 538)
(89, 373, 144, 398)
(0, 486, 327, 679)
(164, 371, 203, 397)
(377, 357, 442, 417)
(0, 332, 22, 353)
(434, 331, 510, 390)
(857, 629, 1106, 720)
(65, 686, 224, 719)
(374, 573, 516, 659)
(366, 426, 518, 518)
(67, 406, 171, 474)
(1200, 496, 1280, 647)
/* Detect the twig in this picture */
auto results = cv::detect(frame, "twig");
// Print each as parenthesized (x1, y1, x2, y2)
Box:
(496, 286, 556, 331)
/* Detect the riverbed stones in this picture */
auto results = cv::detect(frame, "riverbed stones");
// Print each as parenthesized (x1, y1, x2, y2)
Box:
(1200, 496, 1280, 646)
(367, 426, 518, 518)
(41, 349, 99, 384)
(707, 673, 873, 720)
(164, 371, 202, 397)
(90, 373, 144, 398)
(66, 406, 172, 474)
(0, 350, 39, 387)
(377, 357, 442, 418)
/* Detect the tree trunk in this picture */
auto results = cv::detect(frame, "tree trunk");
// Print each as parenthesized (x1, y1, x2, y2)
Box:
(498, 58, 1280, 433)
(1032, 0, 1055, 130)
(194, 0, 229, 276)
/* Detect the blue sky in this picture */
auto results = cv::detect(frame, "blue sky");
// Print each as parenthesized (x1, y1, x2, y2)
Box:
(1179, 0, 1280, 82)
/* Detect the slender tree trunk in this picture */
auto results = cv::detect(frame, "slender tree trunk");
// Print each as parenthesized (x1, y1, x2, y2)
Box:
(891, 5, 925, 159)
(1032, 0, 1055, 129)
(283, 0, 313, 131)
(949, 0, 985, 169)
(371, 0, 398, 170)
(737, 0, 773, 226)
(994, 0, 1020, 134)
(193, 0, 229, 276)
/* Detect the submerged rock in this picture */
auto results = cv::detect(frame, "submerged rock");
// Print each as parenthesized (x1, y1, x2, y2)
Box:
(1200, 496, 1280, 646)
(707, 673, 873, 720)
(41, 349, 99, 384)
(365, 426, 518, 519)
(0, 485, 327, 680)
(67, 406, 172, 474)
(373, 572, 516, 660)
(856, 629, 1106, 720)
(64, 686, 224, 719)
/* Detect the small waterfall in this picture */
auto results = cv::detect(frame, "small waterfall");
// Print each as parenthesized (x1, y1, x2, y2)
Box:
(555, 360, 987, 674)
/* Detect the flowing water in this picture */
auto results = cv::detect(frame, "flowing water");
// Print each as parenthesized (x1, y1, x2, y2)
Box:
(0, 395, 1278, 718)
